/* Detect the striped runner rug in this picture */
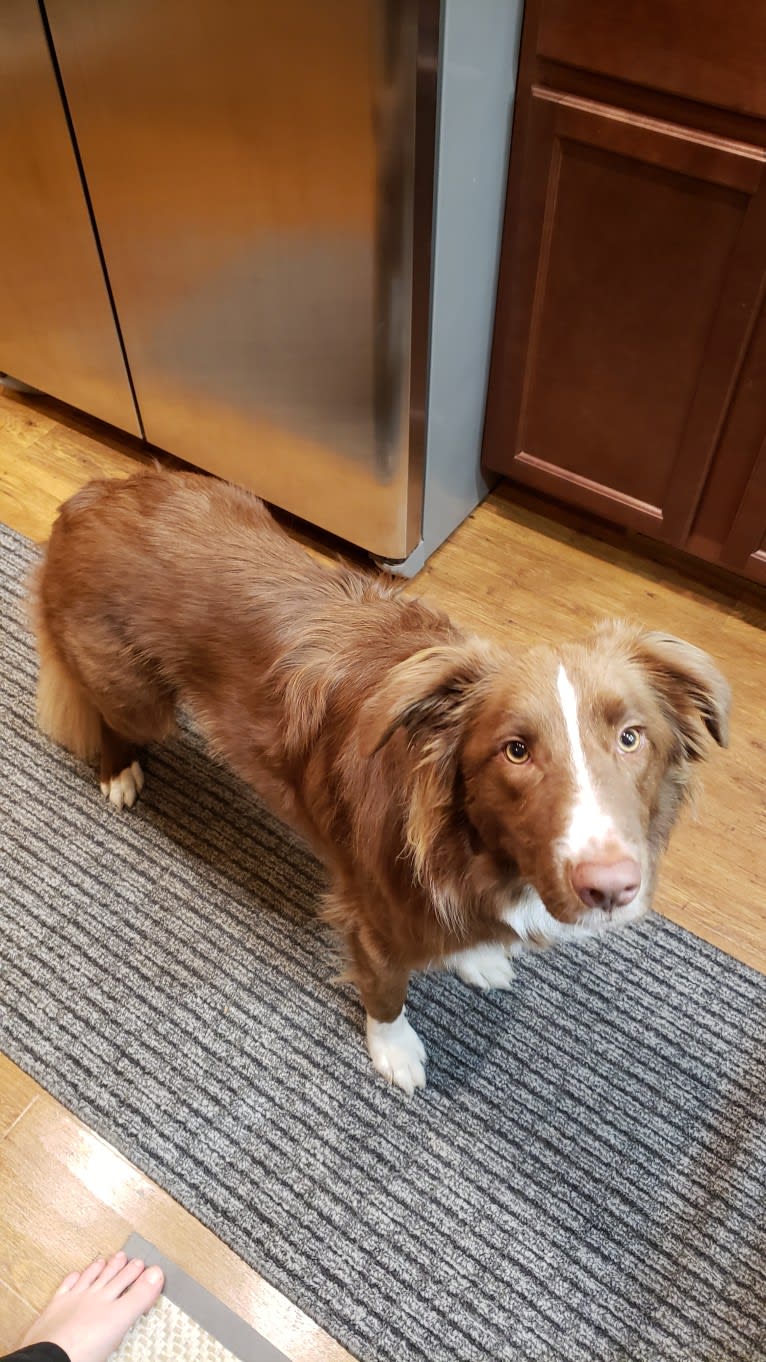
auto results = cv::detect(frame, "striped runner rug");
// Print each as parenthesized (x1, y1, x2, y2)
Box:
(2, 520, 765, 1362)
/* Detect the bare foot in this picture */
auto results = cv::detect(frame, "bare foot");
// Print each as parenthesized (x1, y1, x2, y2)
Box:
(18, 1252, 164, 1362)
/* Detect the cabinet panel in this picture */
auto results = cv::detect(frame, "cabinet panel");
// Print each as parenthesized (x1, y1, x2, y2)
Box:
(538, 0, 766, 123)
(484, 89, 766, 540)
(684, 293, 766, 567)
(0, 1, 139, 434)
(720, 440, 766, 585)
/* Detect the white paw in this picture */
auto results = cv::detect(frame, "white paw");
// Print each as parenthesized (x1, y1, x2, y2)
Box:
(449, 941, 515, 990)
(506, 939, 531, 959)
(100, 760, 144, 810)
(366, 1011, 427, 1095)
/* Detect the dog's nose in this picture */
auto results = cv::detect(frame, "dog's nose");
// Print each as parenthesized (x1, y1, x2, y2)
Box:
(571, 857, 641, 912)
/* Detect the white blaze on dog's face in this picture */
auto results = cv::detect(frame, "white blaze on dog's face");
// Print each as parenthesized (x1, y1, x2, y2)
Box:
(459, 624, 730, 937)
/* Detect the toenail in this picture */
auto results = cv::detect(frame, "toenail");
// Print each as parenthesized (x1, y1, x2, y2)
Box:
(145, 1266, 163, 1286)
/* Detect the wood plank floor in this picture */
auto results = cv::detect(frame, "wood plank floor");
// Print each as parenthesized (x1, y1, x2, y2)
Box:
(1, 378, 764, 1357)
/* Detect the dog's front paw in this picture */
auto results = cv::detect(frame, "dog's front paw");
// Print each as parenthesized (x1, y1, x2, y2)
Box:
(450, 942, 515, 990)
(100, 761, 144, 810)
(366, 1011, 427, 1095)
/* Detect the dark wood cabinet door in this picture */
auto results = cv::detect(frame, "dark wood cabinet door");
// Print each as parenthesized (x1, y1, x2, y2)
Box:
(484, 87, 766, 543)
(719, 441, 766, 585)
(683, 288, 766, 574)
(537, 0, 766, 123)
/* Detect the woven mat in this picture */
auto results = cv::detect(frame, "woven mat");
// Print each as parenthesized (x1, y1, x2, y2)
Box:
(115, 1235, 287, 1362)
(116, 1295, 239, 1362)
(2, 522, 766, 1362)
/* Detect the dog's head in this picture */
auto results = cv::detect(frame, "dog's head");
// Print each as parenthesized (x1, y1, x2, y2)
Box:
(364, 621, 729, 940)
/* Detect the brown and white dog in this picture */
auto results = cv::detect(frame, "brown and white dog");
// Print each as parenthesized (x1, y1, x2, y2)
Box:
(32, 471, 730, 1092)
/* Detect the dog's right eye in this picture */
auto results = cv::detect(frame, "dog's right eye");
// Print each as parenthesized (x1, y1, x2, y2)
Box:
(618, 726, 642, 753)
(504, 738, 530, 765)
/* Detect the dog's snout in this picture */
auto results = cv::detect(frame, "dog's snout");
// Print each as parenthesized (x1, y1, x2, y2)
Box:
(571, 856, 641, 913)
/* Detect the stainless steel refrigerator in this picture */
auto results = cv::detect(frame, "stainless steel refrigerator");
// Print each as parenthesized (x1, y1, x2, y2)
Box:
(1, 0, 523, 570)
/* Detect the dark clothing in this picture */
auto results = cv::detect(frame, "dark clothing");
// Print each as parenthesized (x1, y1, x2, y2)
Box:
(1, 1346, 70, 1361)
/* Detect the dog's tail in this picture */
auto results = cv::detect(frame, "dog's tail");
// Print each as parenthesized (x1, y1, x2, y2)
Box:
(29, 562, 101, 761)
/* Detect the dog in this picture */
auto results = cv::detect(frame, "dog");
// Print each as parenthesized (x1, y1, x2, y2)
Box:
(31, 470, 730, 1092)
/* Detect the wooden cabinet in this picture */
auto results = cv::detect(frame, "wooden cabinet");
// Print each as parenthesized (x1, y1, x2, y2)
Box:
(721, 445, 766, 585)
(484, 0, 766, 584)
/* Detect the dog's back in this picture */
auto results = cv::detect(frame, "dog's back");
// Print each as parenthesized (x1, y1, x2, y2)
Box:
(32, 468, 451, 821)
(34, 472, 282, 763)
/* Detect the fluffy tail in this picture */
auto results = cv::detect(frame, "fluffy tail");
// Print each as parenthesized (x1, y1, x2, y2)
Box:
(29, 563, 101, 761)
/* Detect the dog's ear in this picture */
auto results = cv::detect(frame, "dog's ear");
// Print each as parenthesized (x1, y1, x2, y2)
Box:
(631, 631, 730, 759)
(360, 640, 496, 757)
(360, 639, 498, 932)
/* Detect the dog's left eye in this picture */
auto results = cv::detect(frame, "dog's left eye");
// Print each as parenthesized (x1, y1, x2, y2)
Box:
(618, 727, 642, 752)
(504, 738, 530, 764)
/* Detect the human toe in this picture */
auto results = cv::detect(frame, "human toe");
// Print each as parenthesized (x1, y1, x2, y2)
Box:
(93, 1251, 128, 1292)
(100, 1257, 145, 1301)
(53, 1270, 82, 1298)
(71, 1259, 106, 1294)
(113, 1264, 164, 1323)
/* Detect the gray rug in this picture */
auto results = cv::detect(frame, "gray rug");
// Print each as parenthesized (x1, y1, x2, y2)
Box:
(1, 520, 765, 1362)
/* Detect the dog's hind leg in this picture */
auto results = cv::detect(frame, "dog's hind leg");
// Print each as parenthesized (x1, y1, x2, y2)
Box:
(32, 561, 176, 806)
(98, 719, 145, 810)
(34, 603, 101, 762)
(96, 691, 176, 811)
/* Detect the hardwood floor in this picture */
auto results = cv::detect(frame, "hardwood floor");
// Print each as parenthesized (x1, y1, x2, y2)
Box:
(1, 378, 764, 1357)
